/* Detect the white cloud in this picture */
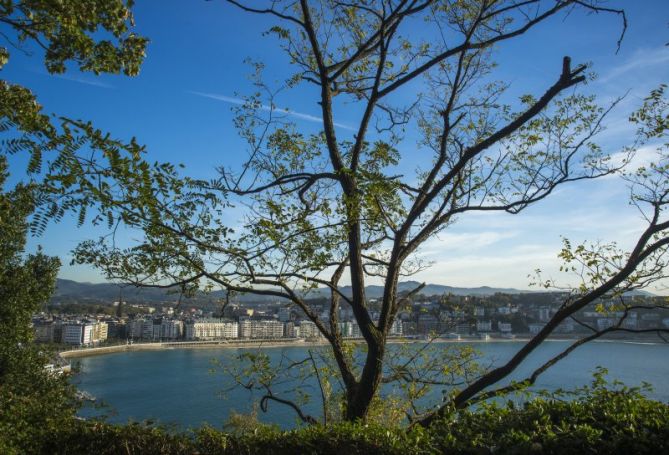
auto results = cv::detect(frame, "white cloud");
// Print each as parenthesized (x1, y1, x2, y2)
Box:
(608, 144, 663, 172)
(189, 91, 355, 131)
(54, 74, 114, 89)
(418, 230, 519, 257)
(415, 246, 558, 289)
(598, 47, 669, 85)
(405, 185, 662, 289)
(588, 47, 668, 147)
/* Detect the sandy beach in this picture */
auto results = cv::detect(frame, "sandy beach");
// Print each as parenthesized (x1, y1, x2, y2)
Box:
(59, 336, 551, 359)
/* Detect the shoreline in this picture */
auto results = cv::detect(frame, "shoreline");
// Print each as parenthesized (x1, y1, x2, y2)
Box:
(59, 334, 663, 359)
(59, 338, 526, 359)
(60, 339, 334, 358)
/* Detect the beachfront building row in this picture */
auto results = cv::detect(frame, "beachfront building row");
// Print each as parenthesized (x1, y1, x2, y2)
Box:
(166, 318, 400, 341)
(124, 318, 283, 341)
(34, 316, 406, 343)
(34, 320, 109, 346)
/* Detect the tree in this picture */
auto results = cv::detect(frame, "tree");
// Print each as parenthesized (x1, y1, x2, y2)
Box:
(0, 0, 147, 232)
(71, 0, 668, 424)
(0, 3, 148, 451)
(0, 160, 58, 365)
(0, 157, 76, 454)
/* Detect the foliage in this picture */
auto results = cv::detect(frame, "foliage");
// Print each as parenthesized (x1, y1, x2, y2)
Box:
(0, 4, 148, 450)
(0, 0, 148, 234)
(0, 0, 147, 75)
(0, 159, 78, 455)
(196, 420, 431, 455)
(0, 344, 78, 455)
(45, 421, 194, 455)
(20, 373, 669, 455)
(430, 369, 669, 454)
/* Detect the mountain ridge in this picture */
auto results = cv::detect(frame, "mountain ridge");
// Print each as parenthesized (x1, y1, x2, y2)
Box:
(52, 278, 542, 304)
(53, 278, 654, 304)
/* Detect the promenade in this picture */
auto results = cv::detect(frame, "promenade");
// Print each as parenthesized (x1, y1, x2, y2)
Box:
(59, 338, 328, 359)
(58, 333, 651, 359)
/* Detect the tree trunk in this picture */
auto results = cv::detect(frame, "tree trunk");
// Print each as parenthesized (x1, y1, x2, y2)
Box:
(344, 339, 386, 420)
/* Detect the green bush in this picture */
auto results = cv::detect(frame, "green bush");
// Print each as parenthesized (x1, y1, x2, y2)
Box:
(44, 420, 193, 455)
(430, 373, 669, 454)
(195, 421, 430, 455)
(9, 374, 669, 455)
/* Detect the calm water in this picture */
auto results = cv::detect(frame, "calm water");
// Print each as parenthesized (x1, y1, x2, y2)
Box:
(72, 340, 669, 429)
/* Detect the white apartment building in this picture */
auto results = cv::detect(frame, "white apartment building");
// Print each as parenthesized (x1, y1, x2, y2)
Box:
(185, 320, 239, 340)
(298, 321, 322, 339)
(239, 319, 284, 339)
(61, 322, 94, 346)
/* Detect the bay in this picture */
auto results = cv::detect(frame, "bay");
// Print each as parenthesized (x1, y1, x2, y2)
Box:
(72, 340, 669, 430)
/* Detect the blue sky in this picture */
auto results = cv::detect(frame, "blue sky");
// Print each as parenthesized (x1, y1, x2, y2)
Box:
(2, 1, 668, 293)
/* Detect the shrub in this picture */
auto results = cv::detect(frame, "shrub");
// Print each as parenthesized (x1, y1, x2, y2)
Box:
(429, 372, 669, 454)
(10, 373, 669, 455)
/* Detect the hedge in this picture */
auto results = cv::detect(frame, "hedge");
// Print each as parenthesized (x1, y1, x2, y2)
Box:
(32, 386, 669, 455)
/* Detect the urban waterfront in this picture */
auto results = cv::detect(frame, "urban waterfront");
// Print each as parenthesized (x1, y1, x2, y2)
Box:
(73, 340, 669, 430)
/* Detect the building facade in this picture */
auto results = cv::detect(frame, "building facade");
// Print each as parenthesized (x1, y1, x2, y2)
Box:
(185, 320, 238, 340)
(239, 319, 284, 339)
(61, 322, 94, 346)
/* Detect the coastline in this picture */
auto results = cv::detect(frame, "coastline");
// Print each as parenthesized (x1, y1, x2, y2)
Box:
(59, 332, 666, 359)
(58, 336, 583, 359)
(59, 339, 332, 359)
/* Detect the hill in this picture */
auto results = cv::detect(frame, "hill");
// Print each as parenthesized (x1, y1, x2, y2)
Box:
(52, 278, 544, 305)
